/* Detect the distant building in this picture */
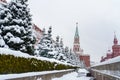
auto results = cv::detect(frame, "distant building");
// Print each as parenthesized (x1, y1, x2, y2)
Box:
(0, 0, 6, 3)
(73, 23, 90, 67)
(33, 24, 43, 46)
(112, 34, 120, 57)
(100, 50, 112, 62)
(100, 33, 120, 62)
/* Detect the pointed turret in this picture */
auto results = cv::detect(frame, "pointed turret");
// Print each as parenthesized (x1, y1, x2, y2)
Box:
(113, 32, 118, 45)
(73, 22, 82, 54)
(74, 22, 80, 44)
(75, 22, 79, 38)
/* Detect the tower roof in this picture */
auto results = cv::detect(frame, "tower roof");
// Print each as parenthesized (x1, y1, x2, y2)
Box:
(113, 32, 118, 45)
(75, 22, 79, 38)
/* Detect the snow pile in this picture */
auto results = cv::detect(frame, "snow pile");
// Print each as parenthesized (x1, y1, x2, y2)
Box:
(78, 69, 89, 73)
(0, 48, 30, 58)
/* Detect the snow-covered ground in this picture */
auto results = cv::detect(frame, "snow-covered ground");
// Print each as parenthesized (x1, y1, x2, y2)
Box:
(0, 69, 73, 80)
(52, 72, 91, 80)
(52, 69, 92, 80)
(0, 68, 93, 80)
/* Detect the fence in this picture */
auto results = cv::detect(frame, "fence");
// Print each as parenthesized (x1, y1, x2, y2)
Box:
(90, 56, 120, 80)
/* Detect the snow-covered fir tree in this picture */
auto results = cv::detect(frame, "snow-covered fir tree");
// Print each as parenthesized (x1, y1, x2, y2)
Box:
(34, 26, 81, 66)
(64, 47, 81, 66)
(53, 36, 66, 62)
(57, 38, 66, 61)
(35, 28, 66, 61)
(1, 0, 36, 54)
(0, 1, 10, 48)
(35, 27, 54, 58)
(52, 36, 60, 59)
(64, 46, 70, 62)
(42, 28, 46, 36)
(0, 34, 8, 48)
(68, 49, 74, 64)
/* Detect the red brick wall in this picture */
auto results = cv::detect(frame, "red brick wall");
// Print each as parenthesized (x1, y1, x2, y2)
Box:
(80, 55, 90, 67)
(112, 45, 120, 58)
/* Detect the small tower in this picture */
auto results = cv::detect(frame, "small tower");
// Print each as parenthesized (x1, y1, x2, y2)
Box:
(73, 22, 82, 54)
(112, 33, 120, 57)
(113, 32, 118, 45)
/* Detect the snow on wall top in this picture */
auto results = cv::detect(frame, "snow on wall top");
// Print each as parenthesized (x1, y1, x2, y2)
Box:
(0, 69, 74, 80)
(92, 56, 120, 67)
(0, 48, 71, 66)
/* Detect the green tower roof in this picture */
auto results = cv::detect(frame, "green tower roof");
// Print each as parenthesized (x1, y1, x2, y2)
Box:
(75, 22, 79, 38)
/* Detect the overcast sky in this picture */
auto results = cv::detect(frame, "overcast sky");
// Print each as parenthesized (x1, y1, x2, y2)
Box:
(7, 0, 120, 62)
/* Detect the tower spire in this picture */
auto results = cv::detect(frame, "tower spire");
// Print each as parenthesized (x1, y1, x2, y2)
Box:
(113, 32, 118, 45)
(73, 22, 81, 54)
(75, 22, 79, 38)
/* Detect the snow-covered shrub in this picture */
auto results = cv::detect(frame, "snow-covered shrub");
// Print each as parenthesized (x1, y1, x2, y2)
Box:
(0, 54, 74, 74)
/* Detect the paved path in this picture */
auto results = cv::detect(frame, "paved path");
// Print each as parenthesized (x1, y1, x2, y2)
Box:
(52, 72, 93, 80)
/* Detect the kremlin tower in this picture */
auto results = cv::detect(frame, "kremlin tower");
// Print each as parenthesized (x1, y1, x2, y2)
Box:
(112, 33, 120, 57)
(101, 33, 120, 62)
(73, 23, 90, 67)
(73, 22, 83, 55)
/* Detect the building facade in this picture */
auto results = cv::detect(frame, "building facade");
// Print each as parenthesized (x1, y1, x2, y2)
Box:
(33, 24, 43, 46)
(100, 34, 120, 62)
(73, 23, 90, 67)
(79, 54, 90, 67)
(0, 0, 6, 3)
